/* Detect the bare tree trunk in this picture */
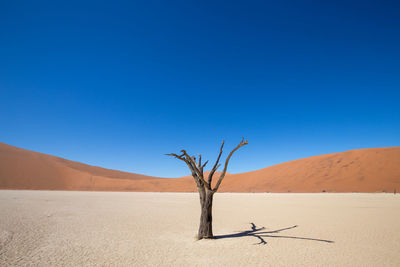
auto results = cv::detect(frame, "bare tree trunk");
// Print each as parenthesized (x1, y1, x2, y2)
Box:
(198, 189, 214, 239)
(167, 139, 248, 240)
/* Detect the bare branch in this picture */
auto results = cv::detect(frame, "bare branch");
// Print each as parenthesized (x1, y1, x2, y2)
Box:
(197, 154, 206, 179)
(208, 141, 225, 184)
(213, 138, 248, 192)
(181, 150, 201, 174)
(181, 150, 210, 188)
(197, 154, 202, 168)
(166, 152, 200, 186)
(202, 160, 209, 169)
(165, 153, 184, 159)
(215, 164, 221, 171)
(191, 156, 197, 167)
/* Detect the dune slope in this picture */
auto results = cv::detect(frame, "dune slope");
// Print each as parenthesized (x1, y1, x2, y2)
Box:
(0, 143, 194, 191)
(0, 142, 399, 192)
(221, 147, 400, 192)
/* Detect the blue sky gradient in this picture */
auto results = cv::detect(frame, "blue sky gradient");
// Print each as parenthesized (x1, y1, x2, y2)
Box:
(1, 1, 399, 177)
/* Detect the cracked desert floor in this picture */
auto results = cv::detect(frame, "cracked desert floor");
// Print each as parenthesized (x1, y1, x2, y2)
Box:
(1, 191, 399, 266)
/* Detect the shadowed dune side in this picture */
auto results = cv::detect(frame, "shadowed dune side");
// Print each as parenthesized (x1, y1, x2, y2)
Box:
(0, 142, 399, 192)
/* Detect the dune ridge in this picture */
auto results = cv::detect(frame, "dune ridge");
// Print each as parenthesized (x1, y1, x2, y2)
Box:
(0, 142, 399, 192)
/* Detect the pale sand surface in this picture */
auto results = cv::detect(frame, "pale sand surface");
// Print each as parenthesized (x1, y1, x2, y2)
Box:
(1, 191, 399, 266)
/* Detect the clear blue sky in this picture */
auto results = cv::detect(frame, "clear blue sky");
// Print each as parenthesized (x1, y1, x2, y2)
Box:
(1, 1, 399, 177)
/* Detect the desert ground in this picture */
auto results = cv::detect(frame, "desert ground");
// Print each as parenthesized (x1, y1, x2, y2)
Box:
(1, 191, 399, 266)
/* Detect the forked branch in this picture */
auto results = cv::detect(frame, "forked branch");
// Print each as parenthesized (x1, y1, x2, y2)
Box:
(213, 138, 248, 192)
(166, 150, 210, 188)
(166, 138, 248, 192)
(165, 152, 197, 180)
(208, 141, 224, 184)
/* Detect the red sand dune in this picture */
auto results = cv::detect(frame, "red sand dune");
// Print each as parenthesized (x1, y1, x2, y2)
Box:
(0, 142, 399, 192)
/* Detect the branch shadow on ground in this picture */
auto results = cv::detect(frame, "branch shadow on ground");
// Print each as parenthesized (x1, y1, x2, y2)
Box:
(214, 223, 334, 245)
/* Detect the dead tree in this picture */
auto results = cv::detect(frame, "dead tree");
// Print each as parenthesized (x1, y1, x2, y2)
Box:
(166, 138, 248, 239)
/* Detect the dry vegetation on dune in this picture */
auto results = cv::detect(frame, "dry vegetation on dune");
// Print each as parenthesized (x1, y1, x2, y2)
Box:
(0, 142, 399, 192)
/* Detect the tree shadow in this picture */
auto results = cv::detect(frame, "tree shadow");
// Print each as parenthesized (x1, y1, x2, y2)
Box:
(214, 223, 334, 245)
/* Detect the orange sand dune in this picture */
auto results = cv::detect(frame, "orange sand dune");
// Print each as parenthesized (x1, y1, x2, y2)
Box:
(222, 147, 400, 193)
(0, 143, 194, 191)
(0, 142, 399, 192)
